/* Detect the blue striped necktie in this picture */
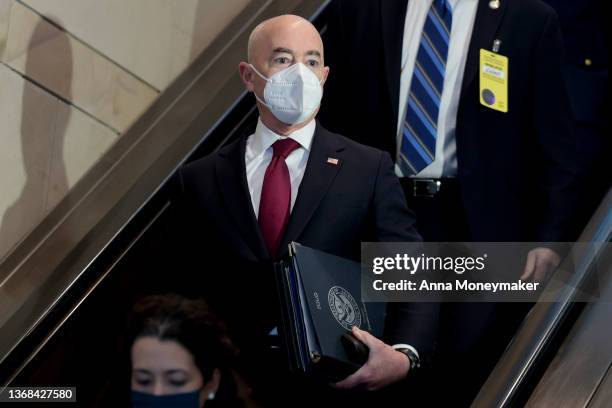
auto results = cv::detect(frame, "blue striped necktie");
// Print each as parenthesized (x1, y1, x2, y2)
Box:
(399, 0, 453, 175)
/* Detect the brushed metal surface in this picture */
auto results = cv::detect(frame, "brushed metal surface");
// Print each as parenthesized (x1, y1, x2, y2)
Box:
(588, 364, 612, 408)
(526, 250, 612, 408)
(472, 191, 612, 408)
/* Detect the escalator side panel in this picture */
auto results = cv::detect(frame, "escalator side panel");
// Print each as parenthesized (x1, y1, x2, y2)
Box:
(525, 251, 612, 407)
(588, 364, 612, 408)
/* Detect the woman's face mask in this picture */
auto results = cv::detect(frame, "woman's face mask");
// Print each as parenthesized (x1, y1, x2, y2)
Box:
(131, 389, 201, 408)
(250, 62, 324, 125)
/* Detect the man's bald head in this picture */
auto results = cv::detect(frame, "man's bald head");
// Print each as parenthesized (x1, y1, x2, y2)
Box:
(238, 14, 329, 134)
(247, 14, 323, 64)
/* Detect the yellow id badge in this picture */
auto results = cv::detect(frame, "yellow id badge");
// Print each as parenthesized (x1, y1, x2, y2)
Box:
(479, 49, 508, 113)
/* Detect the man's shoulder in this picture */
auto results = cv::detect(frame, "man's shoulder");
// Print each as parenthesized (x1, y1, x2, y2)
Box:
(182, 137, 242, 177)
(508, 0, 558, 23)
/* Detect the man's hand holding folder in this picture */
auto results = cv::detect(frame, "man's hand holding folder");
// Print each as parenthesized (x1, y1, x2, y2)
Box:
(333, 326, 411, 391)
(275, 243, 416, 389)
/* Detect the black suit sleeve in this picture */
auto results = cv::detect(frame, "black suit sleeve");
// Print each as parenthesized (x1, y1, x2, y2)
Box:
(159, 168, 209, 298)
(371, 152, 420, 243)
(371, 152, 439, 362)
(532, 10, 582, 242)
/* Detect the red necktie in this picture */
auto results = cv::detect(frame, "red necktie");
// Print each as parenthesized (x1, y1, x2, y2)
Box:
(258, 138, 301, 257)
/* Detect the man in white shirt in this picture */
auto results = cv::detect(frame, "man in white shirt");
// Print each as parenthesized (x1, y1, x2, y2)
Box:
(179, 14, 434, 406)
(321, 0, 581, 405)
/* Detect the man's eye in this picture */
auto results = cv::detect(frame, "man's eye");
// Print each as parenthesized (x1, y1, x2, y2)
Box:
(275, 57, 290, 64)
(307, 60, 319, 67)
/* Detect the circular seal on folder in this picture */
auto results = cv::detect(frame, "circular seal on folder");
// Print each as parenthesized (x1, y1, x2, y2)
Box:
(482, 89, 496, 105)
(328, 286, 362, 330)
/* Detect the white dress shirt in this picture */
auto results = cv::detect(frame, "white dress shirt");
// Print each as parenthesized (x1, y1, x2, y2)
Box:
(396, 0, 478, 178)
(245, 118, 315, 217)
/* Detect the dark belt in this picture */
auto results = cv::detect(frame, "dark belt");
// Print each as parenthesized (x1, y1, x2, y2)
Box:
(400, 177, 460, 198)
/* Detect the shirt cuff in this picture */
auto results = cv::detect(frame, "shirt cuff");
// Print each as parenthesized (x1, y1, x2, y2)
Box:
(392, 343, 420, 360)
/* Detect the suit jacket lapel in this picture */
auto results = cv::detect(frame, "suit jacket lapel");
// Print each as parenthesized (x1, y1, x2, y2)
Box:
(381, 0, 409, 125)
(215, 137, 268, 260)
(277, 123, 344, 257)
(460, 0, 509, 97)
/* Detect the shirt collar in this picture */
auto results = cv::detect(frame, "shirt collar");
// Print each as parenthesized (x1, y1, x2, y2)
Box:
(446, 0, 470, 11)
(251, 118, 316, 157)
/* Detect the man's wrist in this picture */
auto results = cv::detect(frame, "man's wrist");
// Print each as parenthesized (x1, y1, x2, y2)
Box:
(392, 344, 420, 371)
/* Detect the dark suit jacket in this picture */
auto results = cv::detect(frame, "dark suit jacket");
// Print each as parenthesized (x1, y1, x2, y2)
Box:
(177, 122, 436, 360)
(542, 0, 608, 152)
(320, 0, 582, 242)
(542, 0, 608, 71)
(543, 0, 609, 225)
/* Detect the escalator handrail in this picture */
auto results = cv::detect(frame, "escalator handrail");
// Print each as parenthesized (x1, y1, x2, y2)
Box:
(472, 189, 612, 407)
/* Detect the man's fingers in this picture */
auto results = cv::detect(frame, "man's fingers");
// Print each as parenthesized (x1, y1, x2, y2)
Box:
(352, 326, 381, 349)
(351, 325, 367, 342)
(525, 248, 561, 283)
(520, 251, 536, 281)
(549, 253, 561, 268)
(533, 261, 548, 283)
(335, 328, 379, 390)
(533, 254, 556, 283)
(529, 248, 562, 283)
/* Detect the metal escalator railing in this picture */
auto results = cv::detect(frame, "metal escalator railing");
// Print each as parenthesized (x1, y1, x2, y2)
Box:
(0, 0, 331, 385)
(472, 189, 612, 407)
(525, 251, 612, 407)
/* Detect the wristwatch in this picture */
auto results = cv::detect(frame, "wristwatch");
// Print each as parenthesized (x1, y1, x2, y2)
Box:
(395, 347, 421, 371)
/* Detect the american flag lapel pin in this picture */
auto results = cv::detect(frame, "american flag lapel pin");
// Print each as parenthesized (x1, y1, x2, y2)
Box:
(327, 157, 339, 165)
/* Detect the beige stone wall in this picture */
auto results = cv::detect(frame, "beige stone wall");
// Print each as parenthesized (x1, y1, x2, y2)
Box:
(0, 0, 252, 260)
(23, 0, 252, 90)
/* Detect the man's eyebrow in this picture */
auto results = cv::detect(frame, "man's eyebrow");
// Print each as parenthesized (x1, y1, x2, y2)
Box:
(305, 50, 322, 57)
(272, 47, 294, 54)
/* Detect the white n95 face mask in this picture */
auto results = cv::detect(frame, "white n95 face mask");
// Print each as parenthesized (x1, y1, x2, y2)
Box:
(250, 63, 323, 125)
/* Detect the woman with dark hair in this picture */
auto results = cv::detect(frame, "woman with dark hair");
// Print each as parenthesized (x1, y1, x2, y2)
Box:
(127, 294, 244, 407)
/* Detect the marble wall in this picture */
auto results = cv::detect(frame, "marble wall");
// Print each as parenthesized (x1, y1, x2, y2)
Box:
(0, 0, 252, 260)
(23, 0, 252, 90)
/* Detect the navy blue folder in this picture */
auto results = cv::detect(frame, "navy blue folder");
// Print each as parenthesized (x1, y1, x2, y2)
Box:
(274, 242, 386, 381)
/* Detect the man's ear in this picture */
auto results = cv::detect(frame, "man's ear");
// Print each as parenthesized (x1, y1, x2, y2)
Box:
(321, 65, 330, 86)
(238, 62, 255, 91)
